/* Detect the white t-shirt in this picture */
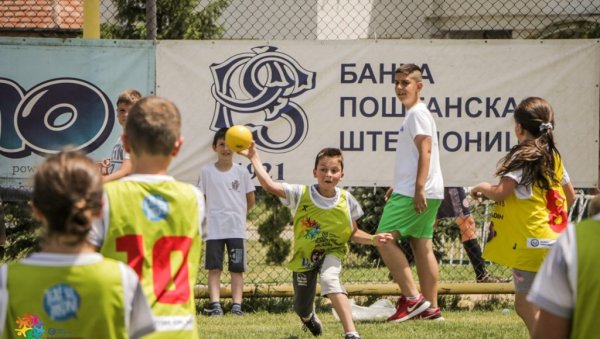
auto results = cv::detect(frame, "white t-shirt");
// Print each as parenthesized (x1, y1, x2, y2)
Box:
(198, 163, 255, 240)
(392, 102, 444, 199)
(527, 217, 589, 319)
(0, 252, 155, 339)
(503, 166, 571, 199)
(107, 138, 130, 174)
(281, 184, 364, 221)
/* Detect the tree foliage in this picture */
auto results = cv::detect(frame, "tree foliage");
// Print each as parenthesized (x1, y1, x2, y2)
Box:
(531, 20, 600, 39)
(101, 0, 230, 39)
(0, 201, 40, 263)
(255, 189, 292, 265)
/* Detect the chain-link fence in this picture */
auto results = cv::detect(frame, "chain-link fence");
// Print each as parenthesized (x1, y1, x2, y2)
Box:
(3, 190, 592, 292)
(1, 0, 599, 295)
(192, 188, 593, 294)
(0, 1, 599, 39)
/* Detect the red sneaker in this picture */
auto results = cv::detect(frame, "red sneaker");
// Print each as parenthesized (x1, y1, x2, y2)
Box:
(387, 294, 431, 322)
(413, 307, 445, 321)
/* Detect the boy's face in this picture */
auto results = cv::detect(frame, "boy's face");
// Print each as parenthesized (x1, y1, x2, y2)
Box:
(213, 138, 232, 161)
(313, 156, 344, 190)
(394, 72, 422, 108)
(116, 102, 132, 127)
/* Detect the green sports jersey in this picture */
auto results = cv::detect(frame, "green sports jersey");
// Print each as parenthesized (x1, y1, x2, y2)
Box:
(2, 256, 127, 339)
(572, 218, 600, 339)
(288, 186, 353, 272)
(101, 178, 202, 339)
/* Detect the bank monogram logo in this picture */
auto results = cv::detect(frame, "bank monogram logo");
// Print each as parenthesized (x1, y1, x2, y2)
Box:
(210, 46, 316, 153)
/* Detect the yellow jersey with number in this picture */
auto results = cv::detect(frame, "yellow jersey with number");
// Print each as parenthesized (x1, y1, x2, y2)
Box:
(101, 178, 201, 339)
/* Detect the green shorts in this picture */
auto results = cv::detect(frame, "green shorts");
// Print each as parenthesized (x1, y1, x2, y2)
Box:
(377, 193, 441, 239)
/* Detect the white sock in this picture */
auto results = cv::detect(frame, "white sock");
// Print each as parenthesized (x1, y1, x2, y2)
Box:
(301, 313, 313, 321)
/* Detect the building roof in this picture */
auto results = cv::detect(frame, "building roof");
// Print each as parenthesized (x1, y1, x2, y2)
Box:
(0, 0, 83, 32)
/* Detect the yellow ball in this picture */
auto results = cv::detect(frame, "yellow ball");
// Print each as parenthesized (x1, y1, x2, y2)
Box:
(225, 125, 253, 151)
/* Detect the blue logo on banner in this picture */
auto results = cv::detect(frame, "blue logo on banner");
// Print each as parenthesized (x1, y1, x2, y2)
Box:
(210, 46, 316, 153)
(0, 77, 114, 158)
(142, 194, 169, 221)
(43, 284, 81, 321)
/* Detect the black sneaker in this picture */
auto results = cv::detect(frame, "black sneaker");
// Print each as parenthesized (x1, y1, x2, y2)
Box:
(301, 313, 322, 336)
(231, 304, 244, 316)
(203, 303, 223, 316)
(344, 334, 362, 339)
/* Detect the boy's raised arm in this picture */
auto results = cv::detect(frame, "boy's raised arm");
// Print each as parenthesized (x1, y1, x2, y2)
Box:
(239, 142, 286, 199)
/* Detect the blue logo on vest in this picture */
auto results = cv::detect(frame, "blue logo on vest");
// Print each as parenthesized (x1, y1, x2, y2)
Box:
(142, 194, 169, 221)
(43, 284, 80, 321)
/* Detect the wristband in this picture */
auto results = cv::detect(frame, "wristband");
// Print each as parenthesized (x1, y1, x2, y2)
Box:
(371, 235, 376, 246)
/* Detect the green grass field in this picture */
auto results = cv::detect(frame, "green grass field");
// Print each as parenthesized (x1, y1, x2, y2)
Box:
(197, 308, 528, 339)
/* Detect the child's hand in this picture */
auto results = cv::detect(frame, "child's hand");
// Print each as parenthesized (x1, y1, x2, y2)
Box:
(372, 233, 394, 246)
(384, 187, 393, 202)
(469, 186, 483, 200)
(237, 141, 256, 159)
(469, 185, 492, 205)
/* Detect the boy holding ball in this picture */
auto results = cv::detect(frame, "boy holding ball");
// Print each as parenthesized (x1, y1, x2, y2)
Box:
(198, 127, 256, 316)
(239, 144, 393, 339)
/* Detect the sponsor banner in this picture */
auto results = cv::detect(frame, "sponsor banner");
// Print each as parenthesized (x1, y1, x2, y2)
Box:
(0, 37, 155, 194)
(157, 40, 599, 187)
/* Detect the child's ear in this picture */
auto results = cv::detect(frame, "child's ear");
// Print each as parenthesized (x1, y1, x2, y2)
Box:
(417, 81, 423, 90)
(515, 122, 524, 136)
(31, 204, 44, 222)
(313, 168, 317, 178)
(92, 199, 104, 218)
(121, 134, 131, 153)
(171, 136, 184, 157)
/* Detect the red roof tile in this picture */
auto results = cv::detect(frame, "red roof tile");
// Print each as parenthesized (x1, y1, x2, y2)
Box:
(0, 0, 83, 31)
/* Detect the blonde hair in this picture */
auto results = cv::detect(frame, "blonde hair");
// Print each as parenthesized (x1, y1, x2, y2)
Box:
(125, 96, 181, 156)
(117, 89, 142, 106)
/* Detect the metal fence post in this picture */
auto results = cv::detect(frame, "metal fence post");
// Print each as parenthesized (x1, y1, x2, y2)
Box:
(146, 0, 157, 40)
(83, 0, 100, 38)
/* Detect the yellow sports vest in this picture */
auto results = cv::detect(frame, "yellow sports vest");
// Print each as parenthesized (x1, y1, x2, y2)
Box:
(572, 218, 600, 339)
(288, 186, 353, 272)
(102, 180, 201, 339)
(3, 258, 127, 339)
(483, 154, 567, 272)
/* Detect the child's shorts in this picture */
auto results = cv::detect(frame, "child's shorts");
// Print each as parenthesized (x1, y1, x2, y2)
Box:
(437, 187, 471, 219)
(377, 193, 441, 238)
(513, 268, 537, 293)
(204, 238, 247, 273)
(292, 254, 346, 317)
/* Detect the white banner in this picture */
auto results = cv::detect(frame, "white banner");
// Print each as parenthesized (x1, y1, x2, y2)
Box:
(157, 40, 599, 187)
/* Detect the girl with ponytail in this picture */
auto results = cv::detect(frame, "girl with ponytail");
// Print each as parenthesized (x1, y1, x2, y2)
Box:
(0, 150, 155, 339)
(470, 97, 575, 335)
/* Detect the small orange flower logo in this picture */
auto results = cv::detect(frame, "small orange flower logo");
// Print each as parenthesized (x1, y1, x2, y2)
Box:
(546, 189, 567, 233)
